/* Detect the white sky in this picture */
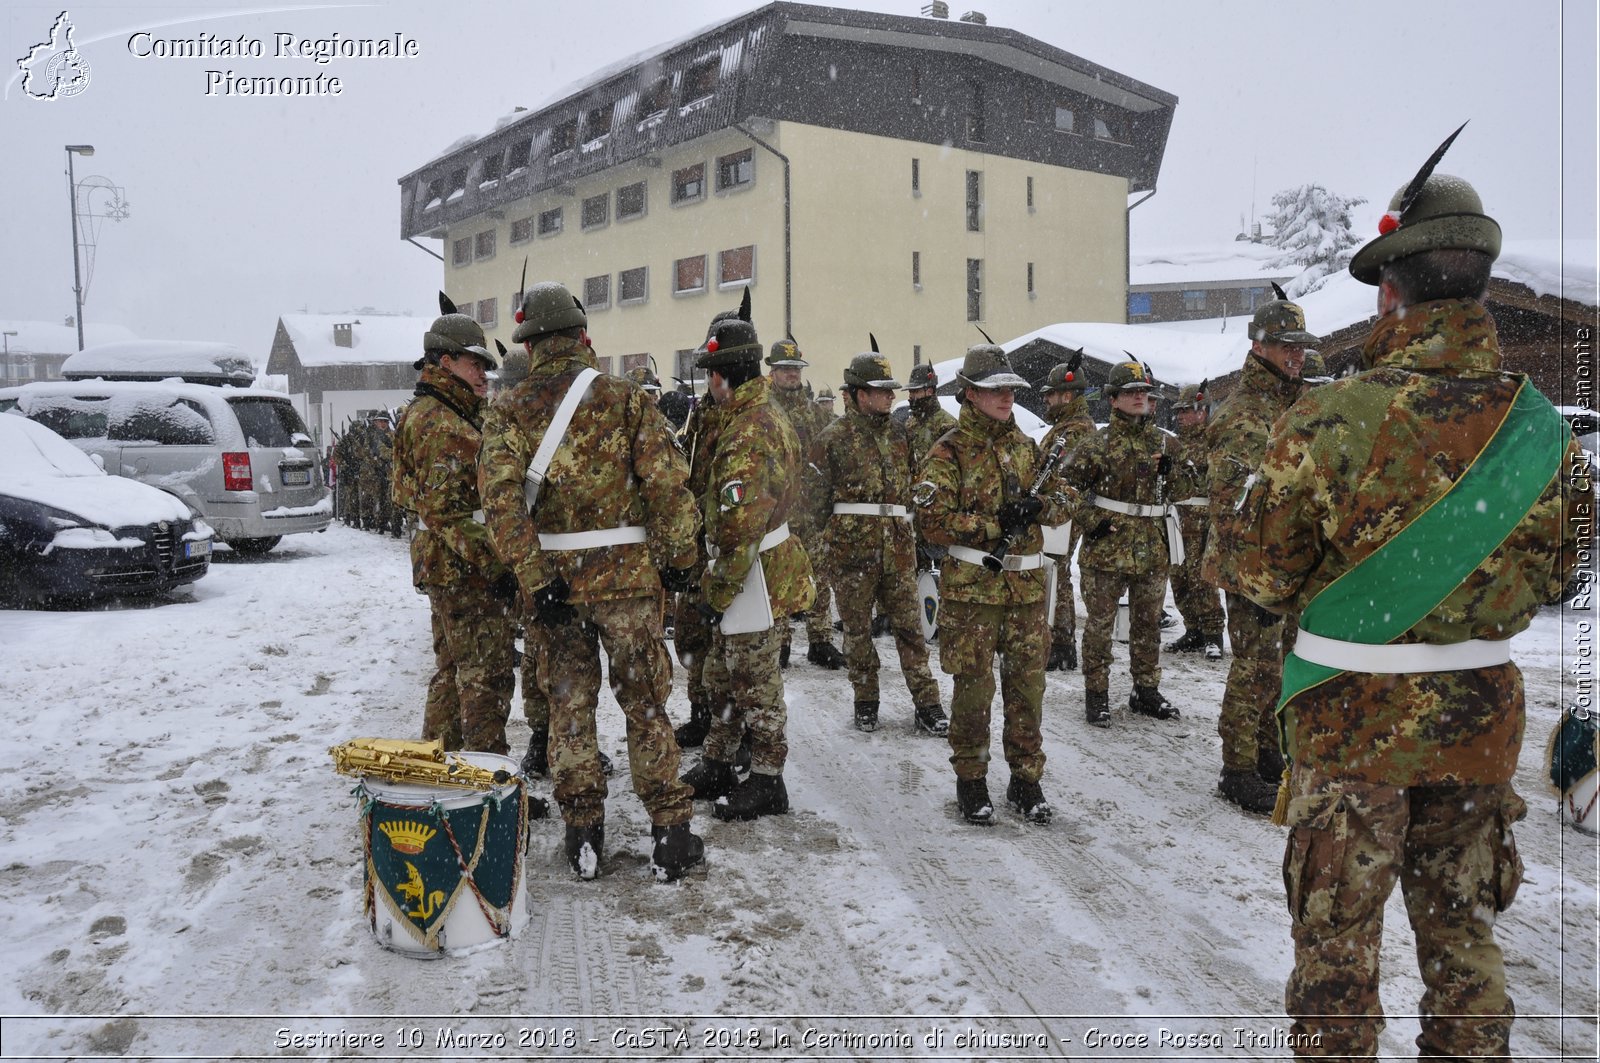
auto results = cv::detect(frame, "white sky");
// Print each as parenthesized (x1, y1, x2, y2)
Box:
(2, 0, 1595, 357)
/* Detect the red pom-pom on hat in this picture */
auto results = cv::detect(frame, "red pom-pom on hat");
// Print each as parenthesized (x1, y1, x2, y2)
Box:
(515, 310, 525, 323)
(1064, 372, 1074, 381)
(1378, 212, 1401, 235)
(706, 339, 719, 353)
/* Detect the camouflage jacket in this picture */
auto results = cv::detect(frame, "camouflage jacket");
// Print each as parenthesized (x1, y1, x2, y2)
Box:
(806, 406, 918, 568)
(1229, 298, 1588, 785)
(919, 404, 1070, 605)
(478, 334, 698, 603)
(771, 382, 834, 540)
(1038, 396, 1097, 468)
(1171, 419, 1211, 530)
(1200, 352, 1303, 589)
(1060, 410, 1193, 578)
(391, 363, 508, 590)
(702, 375, 815, 616)
(678, 395, 724, 501)
(905, 395, 957, 473)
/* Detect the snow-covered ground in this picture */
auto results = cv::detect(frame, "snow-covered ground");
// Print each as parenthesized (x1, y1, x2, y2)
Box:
(1, 525, 1594, 1060)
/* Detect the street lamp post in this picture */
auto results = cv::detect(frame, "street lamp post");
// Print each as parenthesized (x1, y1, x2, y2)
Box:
(65, 144, 94, 351)
(2, 331, 16, 384)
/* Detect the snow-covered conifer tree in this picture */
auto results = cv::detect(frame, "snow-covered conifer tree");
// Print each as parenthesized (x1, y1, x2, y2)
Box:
(1263, 184, 1366, 296)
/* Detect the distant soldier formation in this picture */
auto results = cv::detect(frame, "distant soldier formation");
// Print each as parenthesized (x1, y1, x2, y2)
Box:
(367, 129, 1584, 1058)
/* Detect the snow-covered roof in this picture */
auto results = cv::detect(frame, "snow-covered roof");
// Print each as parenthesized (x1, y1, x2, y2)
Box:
(62, 340, 255, 385)
(1497, 239, 1598, 307)
(1129, 242, 1292, 289)
(277, 314, 433, 368)
(0, 320, 138, 356)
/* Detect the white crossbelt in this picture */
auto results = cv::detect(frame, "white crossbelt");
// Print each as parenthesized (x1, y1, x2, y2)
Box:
(946, 545, 1046, 571)
(538, 525, 648, 551)
(1090, 495, 1184, 566)
(1293, 629, 1513, 674)
(706, 522, 791, 560)
(415, 509, 484, 532)
(832, 502, 911, 520)
(1175, 496, 1210, 507)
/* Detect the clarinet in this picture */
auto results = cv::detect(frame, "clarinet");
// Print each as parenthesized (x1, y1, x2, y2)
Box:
(982, 434, 1072, 572)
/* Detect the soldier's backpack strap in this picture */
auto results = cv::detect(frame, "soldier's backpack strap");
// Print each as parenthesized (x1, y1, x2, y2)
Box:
(524, 367, 600, 511)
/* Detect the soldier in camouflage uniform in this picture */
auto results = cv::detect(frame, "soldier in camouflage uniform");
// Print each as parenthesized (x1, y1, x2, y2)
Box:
(480, 282, 704, 883)
(1037, 358, 1097, 671)
(370, 414, 399, 536)
(919, 345, 1065, 826)
(625, 365, 663, 401)
(1060, 360, 1197, 727)
(814, 387, 837, 416)
(390, 304, 518, 756)
(1165, 383, 1225, 660)
(807, 350, 948, 736)
(679, 314, 814, 821)
(767, 338, 844, 670)
(338, 422, 363, 526)
(357, 416, 390, 532)
(1201, 299, 1316, 813)
(1229, 152, 1586, 1060)
(904, 363, 957, 470)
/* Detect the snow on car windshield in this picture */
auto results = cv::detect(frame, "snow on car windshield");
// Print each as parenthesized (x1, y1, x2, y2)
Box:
(229, 399, 312, 448)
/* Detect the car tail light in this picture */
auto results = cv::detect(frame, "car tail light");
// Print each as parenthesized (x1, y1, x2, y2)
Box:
(223, 452, 253, 491)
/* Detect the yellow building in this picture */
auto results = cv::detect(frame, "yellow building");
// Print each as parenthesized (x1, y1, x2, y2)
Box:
(397, 3, 1176, 393)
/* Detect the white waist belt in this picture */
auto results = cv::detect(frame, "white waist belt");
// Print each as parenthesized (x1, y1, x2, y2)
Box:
(1176, 497, 1210, 507)
(833, 502, 911, 520)
(416, 509, 484, 532)
(947, 545, 1046, 571)
(1092, 496, 1173, 518)
(538, 525, 648, 550)
(1293, 629, 1513, 674)
(707, 521, 790, 560)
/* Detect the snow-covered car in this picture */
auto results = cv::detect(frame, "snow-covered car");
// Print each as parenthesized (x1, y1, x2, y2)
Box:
(2, 378, 330, 554)
(0, 414, 213, 605)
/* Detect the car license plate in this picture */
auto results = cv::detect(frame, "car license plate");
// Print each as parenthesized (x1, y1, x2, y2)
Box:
(186, 540, 212, 559)
(282, 467, 311, 486)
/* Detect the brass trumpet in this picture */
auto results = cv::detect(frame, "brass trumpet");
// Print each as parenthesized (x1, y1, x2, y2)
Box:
(330, 737, 513, 791)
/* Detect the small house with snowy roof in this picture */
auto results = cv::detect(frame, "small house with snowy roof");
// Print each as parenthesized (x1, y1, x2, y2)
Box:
(266, 313, 432, 447)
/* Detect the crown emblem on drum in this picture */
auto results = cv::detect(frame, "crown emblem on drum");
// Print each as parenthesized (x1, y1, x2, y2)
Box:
(378, 820, 437, 855)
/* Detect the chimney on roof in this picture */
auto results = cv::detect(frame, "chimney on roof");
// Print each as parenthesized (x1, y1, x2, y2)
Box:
(921, 2, 949, 18)
(959, 10, 987, 24)
(334, 322, 354, 348)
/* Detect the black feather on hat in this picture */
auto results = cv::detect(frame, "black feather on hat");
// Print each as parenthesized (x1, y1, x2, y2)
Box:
(439, 292, 458, 315)
(1270, 281, 1288, 301)
(869, 333, 879, 353)
(1065, 348, 1083, 375)
(738, 287, 751, 322)
(976, 326, 994, 344)
(1398, 120, 1469, 218)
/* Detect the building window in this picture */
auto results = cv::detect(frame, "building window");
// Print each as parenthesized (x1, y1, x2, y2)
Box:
(593, 354, 614, 374)
(423, 177, 445, 210)
(683, 55, 719, 103)
(477, 298, 498, 327)
(507, 138, 532, 175)
(584, 102, 612, 141)
(550, 117, 577, 155)
(672, 163, 705, 204)
(452, 237, 471, 267)
(474, 229, 496, 261)
(584, 274, 611, 310)
(1026, 176, 1034, 211)
(913, 344, 922, 365)
(640, 76, 671, 118)
(620, 353, 649, 373)
(537, 207, 563, 237)
(966, 171, 982, 233)
(1093, 114, 1124, 142)
(1128, 292, 1153, 319)
(909, 65, 921, 103)
(966, 258, 983, 322)
(479, 151, 503, 187)
(719, 245, 754, 288)
(966, 80, 985, 142)
(911, 157, 920, 195)
(618, 266, 649, 305)
(674, 255, 707, 295)
(1182, 289, 1207, 312)
(912, 250, 921, 288)
(716, 149, 754, 192)
(510, 216, 535, 244)
(617, 180, 647, 221)
(1054, 105, 1075, 134)
(446, 166, 468, 201)
(1027, 262, 1035, 297)
(581, 193, 609, 230)
(674, 348, 699, 384)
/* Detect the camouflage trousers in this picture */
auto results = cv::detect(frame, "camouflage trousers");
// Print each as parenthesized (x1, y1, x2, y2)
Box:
(519, 613, 550, 732)
(1283, 767, 1526, 1059)
(537, 594, 691, 830)
(673, 589, 714, 709)
(1079, 567, 1165, 693)
(703, 624, 788, 775)
(787, 536, 837, 652)
(1047, 526, 1083, 643)
(423, 583, 515, 755)
(1170, 510, 1223, 635)
(833, 554, 940, 708)
(1220, 591, 1297, 772)
(938, 598, 1046, 783)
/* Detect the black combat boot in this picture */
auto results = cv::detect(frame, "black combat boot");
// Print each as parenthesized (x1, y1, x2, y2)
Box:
(1046, 638, 1071, 671)
(1165, 629, 1206, 653)
(680, 758, 738, 801)
(527, 794, 550, 821)
(564, 823, 605, 880)
(1006, 776, 1053, 825)
(733, 730, 752, 773)
(520, 727, 549, 778)
(914, 703, 949, 736)
(713, 772, 789, 820)
(1129, 685, 1179, 720)
(1257, 743, 1286, 785)
(1204, 632, 1226, 660)
(854, 700, 880, 733)
(649, 823, 705, 882)
(1159, 609, 1178, 629)
(1218, 770, 1278, 815)
(673, 700, 712, 748)
(1063, 640, 1078, 670)
(1085, 690, 1111, 728)
(871, 613, 891, 638)
(779, 641, 791, 669)
(955, 778, 994, 825)
(807, 642, 845, 669)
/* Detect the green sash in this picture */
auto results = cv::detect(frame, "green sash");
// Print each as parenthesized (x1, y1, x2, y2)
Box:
(1278, 379, 1568, 719)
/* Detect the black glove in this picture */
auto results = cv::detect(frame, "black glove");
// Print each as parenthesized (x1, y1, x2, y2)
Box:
(1247, 600, 1283, 628)
(1083, 518, 1114, 543)
(695, 600, 724, 626)
(530, 575, 578, 626)
(997, 497, 1044, 538)
(488, 571, 521, 606)
(1156, 454, 1173, 477)
(659, 565, 697, 594)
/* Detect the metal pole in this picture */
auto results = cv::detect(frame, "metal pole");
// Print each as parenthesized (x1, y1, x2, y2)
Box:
(64, 146, 94, 350)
